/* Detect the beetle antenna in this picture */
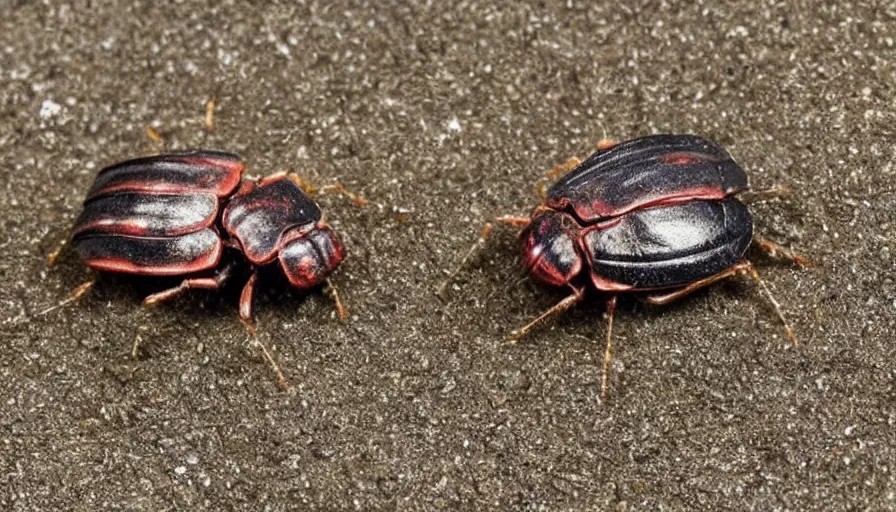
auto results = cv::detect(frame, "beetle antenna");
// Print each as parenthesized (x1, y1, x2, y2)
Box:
(436, 223, 494, 300)
(508, 287, 584, 342)
(743, 263, 799, 346)
(325, 278, 348, 321)
(601, 296, 618, 398)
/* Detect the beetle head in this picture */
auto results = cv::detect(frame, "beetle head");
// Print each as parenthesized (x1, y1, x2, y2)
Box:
(277, 224, 345, 289)
(519, 208, 584, 287)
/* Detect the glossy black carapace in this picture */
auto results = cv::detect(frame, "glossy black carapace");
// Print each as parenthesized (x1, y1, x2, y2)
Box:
(444, 134, 808, 396)
(521, 134, 753, 292)
(70, 150, 346, 330)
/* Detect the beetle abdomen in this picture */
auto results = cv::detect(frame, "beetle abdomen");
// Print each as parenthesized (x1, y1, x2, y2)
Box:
(74, 229, 222, 275)
(547, 134, 748, 222)
(73, 151, 244, 275)
(583, 198, 753, 289)
(222, 176, 323, 265)
(73, 193, 219, 237)
(86, 150, 244, 200)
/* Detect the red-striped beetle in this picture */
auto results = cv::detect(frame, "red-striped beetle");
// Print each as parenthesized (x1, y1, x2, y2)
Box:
(66, 150, 348, 332)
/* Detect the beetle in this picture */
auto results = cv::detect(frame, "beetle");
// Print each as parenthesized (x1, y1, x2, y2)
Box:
(440, 134, 809, 396)
(67, 150, 347, 332)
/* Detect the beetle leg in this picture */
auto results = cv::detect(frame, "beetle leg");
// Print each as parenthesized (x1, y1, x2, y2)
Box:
(534, 142, 616, 202)
(319, 182, 369, 207)
(595, 139, 619, 151)
(436, 223, 494, 299)
(536, 157, 583, 202)
(144, 97, 217, 146)
(36, 279, 96, 316)
(239, 271, 260, 335)
(437, 216, 538, 300)
(145, 127, 164, 145)
(547, 157, 583, 180)
(286, 174, 369, 207)
(47, 238, 70, 266)
(601, 295, 618, 398)
(247, 334, 290, 391)
(205, 97, 216, 131)
(495, 216, 531, 227)
(646, 260, 798, 346)
(143, 261, 236, 308)
(645, 262, 753, 306)
(740, 185, 792, 203)
(753, 234, 813, 267)
(325, 277, 348, 321)
(508, 286, 584, 343)
(742, 264, 799, 346)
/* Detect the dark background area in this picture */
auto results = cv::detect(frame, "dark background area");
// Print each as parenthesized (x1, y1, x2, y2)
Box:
(2, 1, 894, 509)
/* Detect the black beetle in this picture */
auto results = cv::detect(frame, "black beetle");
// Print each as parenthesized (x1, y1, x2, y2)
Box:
(66, 150, 347, 332)
(441, 134, 809, 396)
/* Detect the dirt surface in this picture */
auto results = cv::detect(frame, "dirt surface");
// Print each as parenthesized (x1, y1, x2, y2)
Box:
(2, 1, 894, 510)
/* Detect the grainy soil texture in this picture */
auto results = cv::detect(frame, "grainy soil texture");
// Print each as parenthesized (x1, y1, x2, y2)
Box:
(1, 1, 895, 510)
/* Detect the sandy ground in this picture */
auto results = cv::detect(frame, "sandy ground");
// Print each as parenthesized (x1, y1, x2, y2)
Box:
(1, 1, 894, 510)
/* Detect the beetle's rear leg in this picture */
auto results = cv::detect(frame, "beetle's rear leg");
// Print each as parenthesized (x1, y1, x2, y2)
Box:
(47, 238, 70, 266)
(508, 286, 585, 343)
(753, 234, 813, 267)
(740, 185, 792, 203)
(143, 260, 237, 308)
(600, 295, 618, 398)
(36, 279, 96, 316)
(646, 260, 798, 346)
(537, 157, 582, 202)
(595, 139, 619, 151)
(534, 141, 617, 202)
(145, 97, 217, 146)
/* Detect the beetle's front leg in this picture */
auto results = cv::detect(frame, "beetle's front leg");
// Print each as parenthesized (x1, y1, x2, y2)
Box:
(508, 286, 585, 342)
(238, 270, 259, 335)
(236, 270, 290, 390)
(436, 223, 494, 299)
(436, 215, 536, 299)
